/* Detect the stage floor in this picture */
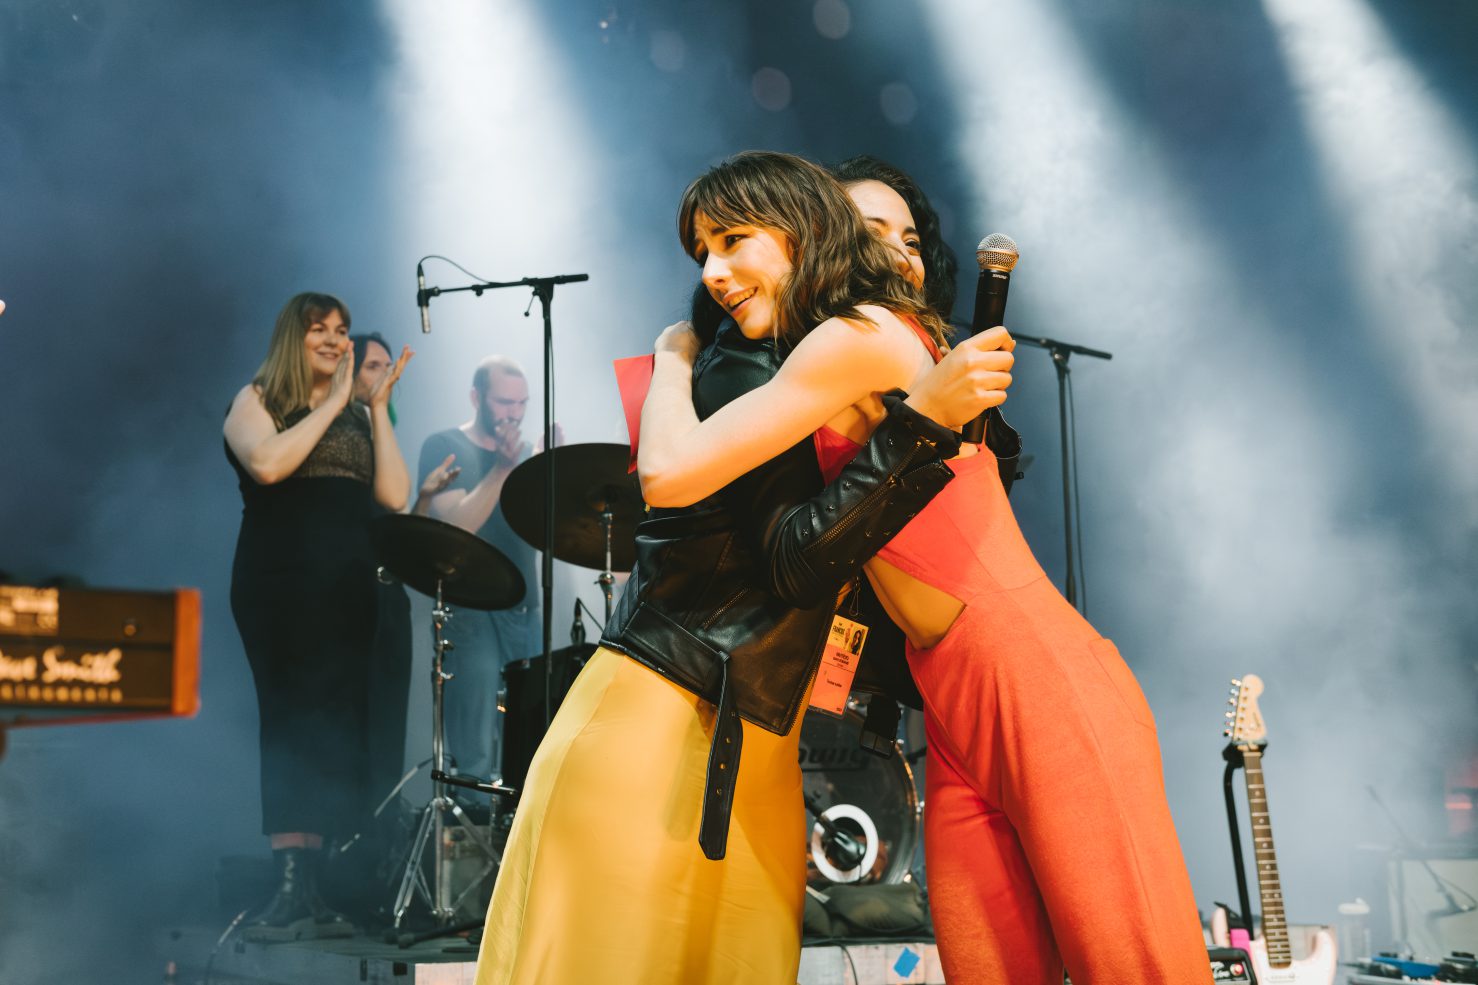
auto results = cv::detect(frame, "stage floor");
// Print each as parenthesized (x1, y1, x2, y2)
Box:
(171, 928, 945, 985)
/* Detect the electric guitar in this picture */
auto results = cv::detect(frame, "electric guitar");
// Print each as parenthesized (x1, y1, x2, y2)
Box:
(1213, 674, 1338, 985)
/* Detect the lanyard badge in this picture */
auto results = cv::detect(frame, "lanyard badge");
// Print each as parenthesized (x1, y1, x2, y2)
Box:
(809, 613, 868, 717)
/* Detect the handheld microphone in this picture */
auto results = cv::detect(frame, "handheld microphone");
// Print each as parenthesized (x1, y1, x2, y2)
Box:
(960, 233, 1019, 444)
(417, 262, 431, 334)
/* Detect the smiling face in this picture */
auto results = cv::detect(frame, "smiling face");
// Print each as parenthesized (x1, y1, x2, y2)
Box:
(691, 209, 794, 339)
(846, 179, 925, 291)
(303, 307, 350, 380)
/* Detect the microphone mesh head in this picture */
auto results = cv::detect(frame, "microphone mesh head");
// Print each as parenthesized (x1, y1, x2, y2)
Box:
(976, 233, 1019, 272)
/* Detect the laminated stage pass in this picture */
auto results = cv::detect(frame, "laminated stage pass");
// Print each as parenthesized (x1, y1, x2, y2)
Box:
(809, 614, 867, 716)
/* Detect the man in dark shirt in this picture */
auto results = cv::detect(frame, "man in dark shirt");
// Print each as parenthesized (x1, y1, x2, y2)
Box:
(417, 355, 541, 784)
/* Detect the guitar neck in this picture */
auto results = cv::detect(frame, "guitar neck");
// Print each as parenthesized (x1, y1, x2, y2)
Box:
(1241, 746, 1292, 967)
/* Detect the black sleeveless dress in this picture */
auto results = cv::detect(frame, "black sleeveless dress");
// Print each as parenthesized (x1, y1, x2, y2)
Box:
(227, 403, 378, 838)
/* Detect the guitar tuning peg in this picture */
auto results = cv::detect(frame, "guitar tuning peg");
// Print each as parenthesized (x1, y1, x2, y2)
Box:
(1230, 678, 1241, 686)
(1227, 697, 1236, 707)
(1224, 710, 1234, 720)
(1223, 728, 1232, 737)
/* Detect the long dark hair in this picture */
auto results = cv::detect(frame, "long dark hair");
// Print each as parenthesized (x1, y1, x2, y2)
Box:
(350, 331, 391, 369)
(677, 151, 947, 352)
(831, 155, 959, 319)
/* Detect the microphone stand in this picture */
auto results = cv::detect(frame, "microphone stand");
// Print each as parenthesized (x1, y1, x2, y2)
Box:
(417, 271, 590, 732)
(1367, 784, 1478, 946)
(1013, 333, 1110, 612)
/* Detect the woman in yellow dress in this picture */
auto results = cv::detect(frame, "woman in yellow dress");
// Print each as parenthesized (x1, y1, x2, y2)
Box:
(474, 151, 1012, 984)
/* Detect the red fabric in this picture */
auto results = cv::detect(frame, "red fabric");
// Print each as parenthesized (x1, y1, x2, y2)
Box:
(899, 313, 943, 363)
(812, 427, 862, 484)
(612, 354, 655, 474)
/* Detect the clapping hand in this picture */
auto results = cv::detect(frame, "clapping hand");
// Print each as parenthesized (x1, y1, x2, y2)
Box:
(368, 345, 414, 410)
(420, 453, 461, 498)
(493, 418, 526, 464)
(329, 341, 357, 409)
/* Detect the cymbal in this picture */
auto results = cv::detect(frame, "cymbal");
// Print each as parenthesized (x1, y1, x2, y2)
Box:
(370, 514, 526, 611)
(502, 443, 644, 572)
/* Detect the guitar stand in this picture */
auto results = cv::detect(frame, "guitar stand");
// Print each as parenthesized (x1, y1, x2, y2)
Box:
(1223, 749, 1257, 935)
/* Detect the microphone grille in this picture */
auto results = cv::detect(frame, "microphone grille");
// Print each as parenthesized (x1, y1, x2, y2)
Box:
(976, 233, 1019, 272)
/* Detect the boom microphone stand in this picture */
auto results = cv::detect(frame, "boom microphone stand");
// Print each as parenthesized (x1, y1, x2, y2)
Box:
(1012, 333, 1111, 612)
(417, 265, 590, 730)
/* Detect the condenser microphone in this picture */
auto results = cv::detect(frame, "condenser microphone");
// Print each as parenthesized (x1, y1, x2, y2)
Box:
(960, 233, 1019, 444)
(417, 262, 432, 334)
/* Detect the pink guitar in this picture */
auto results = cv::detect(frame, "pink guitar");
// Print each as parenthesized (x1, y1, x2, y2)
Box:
(1212, 675, 1338, 985)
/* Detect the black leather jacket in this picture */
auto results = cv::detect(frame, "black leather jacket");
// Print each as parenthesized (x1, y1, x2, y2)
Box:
(600, 324, 962, 858)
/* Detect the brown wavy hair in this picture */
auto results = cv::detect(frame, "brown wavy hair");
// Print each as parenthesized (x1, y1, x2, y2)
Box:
(677, 151, 947, 353)
(253, 292, 351, 428)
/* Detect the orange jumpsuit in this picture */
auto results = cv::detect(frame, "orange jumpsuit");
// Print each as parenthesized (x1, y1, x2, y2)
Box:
(818, 327, 1211, 984)
(876, 449, 1210, 983)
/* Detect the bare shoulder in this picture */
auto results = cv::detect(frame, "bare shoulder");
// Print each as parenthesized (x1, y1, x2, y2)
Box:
(825, 306, 926, 359)
(230, 383, 266, 410)
(225, 383, 271, 433)
(784, 310, 918, 391)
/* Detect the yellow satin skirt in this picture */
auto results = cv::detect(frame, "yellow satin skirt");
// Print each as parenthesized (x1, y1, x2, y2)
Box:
(474, 646, 807, 985)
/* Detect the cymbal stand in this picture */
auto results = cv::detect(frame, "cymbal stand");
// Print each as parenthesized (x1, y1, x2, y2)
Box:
(391, 577, 503, 929)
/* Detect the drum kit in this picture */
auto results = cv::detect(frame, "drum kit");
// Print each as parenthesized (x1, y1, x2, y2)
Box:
(370, 442, 925, 930)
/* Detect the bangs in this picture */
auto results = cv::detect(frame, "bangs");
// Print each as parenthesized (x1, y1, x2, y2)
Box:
(678, 178, 772, 259)
(677, 152, 821, 259)
(301, 293, 350, 331)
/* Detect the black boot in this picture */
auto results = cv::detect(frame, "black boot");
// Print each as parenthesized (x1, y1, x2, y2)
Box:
(302, 848, 354, 938)
(241, 848, 313, 942)
(242, 848, 355, 942)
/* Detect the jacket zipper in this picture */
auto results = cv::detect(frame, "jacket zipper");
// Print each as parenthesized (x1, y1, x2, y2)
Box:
(808, 439, 927, 553)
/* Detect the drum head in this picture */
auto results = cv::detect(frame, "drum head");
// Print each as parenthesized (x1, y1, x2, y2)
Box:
(799, 707, 919, 888)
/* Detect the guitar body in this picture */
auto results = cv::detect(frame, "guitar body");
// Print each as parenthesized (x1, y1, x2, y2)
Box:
(1247, 929, 1337, 985)
(1212, 905, 1338, 985)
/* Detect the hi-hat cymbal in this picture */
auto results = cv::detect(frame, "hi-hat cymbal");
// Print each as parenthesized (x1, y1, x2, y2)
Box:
(502, 443, 643, 572)
(371, 513, 526, 611)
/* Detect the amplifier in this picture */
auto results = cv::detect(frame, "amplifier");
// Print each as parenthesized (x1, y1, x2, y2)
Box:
(0, 584, 200, 729)
(1209, 946, 1256, 983)
(1066, 947, 1255, 984)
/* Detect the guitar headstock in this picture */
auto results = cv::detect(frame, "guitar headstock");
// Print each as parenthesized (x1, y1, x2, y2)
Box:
(1223, 674, 1268, 749)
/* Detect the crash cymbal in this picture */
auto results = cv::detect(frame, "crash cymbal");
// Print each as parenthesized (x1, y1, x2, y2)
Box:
(501, 443, 643, 572)
(371, 513, 526, 611)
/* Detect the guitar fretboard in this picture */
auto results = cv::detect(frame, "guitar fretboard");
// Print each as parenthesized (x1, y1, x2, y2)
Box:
(1241, 746, 1291, 968)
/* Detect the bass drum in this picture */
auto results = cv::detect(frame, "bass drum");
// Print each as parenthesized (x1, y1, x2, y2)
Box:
(799, 706, 920, 887)
(498, 643, 595, 809)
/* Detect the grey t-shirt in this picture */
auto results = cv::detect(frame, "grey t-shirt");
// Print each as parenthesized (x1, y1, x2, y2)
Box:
(418, 428, 539, 612)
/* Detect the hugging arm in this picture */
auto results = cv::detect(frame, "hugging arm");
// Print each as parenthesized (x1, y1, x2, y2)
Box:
(639, 314, 916, 507)
(731, 394, 961, 607)
(639, 313, 1014, 508)
(690, 332, 960, 608)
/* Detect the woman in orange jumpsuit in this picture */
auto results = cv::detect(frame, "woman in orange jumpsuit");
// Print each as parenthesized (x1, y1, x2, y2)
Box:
(642, 155, 1212, 984)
